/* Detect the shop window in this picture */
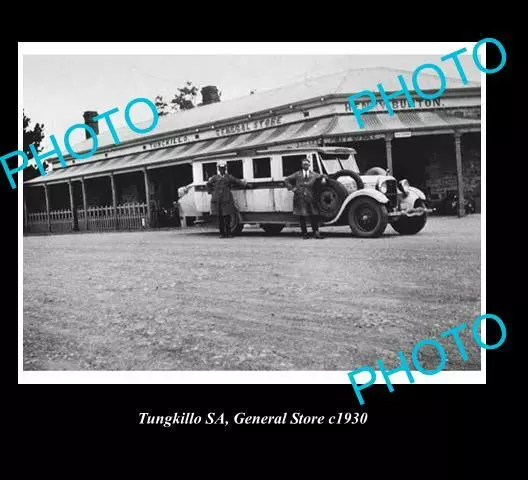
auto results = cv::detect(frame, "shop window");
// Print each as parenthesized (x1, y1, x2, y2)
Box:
(202, 162, 217, 181)
(282, 154, 306, 177)
(252, 157, 271, 178)
(227, 160, 244, 179)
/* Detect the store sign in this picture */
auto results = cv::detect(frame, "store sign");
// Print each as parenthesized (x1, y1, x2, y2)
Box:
(394, 131, 412, 138)
(295, 139, 319, 148)
(145, 114, 286, 151)
(331, 133, 385, 142)
(215, 115, 283, 137)
(148, 135, 192, 149)
(345, 97, 443, 113)
(344, 95, 480, 114)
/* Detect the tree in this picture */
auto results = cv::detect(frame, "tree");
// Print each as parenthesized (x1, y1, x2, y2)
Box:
(23, 111, 46, 181)
(154, 95, 169, 117)
(170, 81, 199, 112)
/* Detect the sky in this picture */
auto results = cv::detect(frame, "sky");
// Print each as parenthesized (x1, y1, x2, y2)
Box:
(23, 54, 481, 150)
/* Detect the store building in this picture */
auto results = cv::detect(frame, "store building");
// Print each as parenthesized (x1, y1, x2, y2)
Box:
(24, 67, 481, 233)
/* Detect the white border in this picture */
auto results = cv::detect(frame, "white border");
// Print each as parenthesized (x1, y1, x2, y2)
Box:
(18, 42, 485, 385)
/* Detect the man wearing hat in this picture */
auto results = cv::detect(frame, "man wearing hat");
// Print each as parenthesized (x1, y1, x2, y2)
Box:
(206, 161, 250, 238)
(284, 157, 327, 239)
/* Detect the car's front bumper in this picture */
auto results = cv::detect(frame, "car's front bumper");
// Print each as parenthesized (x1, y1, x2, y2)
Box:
(388, 206, 434, 218)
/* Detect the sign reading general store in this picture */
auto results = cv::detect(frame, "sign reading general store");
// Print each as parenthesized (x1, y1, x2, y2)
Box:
(215, 115, 283, 137)
(145, 114, 286, 151)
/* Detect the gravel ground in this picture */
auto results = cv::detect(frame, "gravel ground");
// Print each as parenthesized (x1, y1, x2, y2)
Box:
(23, 215, 481, 371)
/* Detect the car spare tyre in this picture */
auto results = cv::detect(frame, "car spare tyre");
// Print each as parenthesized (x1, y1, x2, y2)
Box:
(314, 177, 348, 220)
(364, 167, 387, 176)
(329, 170, 364, 190)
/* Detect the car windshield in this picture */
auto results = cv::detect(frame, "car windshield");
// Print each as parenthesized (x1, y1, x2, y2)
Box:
(319, 153, 359, 174)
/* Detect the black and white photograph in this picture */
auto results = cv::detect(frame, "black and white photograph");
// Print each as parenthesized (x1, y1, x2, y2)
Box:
(20, 47, 482, 374)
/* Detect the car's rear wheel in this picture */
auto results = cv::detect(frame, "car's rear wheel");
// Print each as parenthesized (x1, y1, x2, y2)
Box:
(391, 200, 428, 235)
(216, 211, 244, 235)
(348, 197, 388, 238)
(314, 178, 348, 220)
(230, 211, 244, 235)
(261, 224, 284, 235)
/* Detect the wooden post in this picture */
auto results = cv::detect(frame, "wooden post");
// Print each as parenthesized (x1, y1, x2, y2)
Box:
(385, 133, 394, 175)
(23, 192, 28, 234)
(454, 132, 466, 218)
(143, 168, 151, 228)
(81, 177, 88, 230)
(44, 184, 51, 233)
(110, 173, 118, 230)
(68, 180, 78, 231)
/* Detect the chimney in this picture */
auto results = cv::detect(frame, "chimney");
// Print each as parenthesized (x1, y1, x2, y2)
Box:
(200, 86, 221, 106)
(83, 111, 99, 139)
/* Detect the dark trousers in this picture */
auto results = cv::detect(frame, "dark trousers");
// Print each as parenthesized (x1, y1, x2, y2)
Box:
(300, 215, 319, 234)
(218, 205, 231, 236)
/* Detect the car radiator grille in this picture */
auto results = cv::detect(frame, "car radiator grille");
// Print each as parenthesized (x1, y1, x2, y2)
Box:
(385, 180, 398, 208)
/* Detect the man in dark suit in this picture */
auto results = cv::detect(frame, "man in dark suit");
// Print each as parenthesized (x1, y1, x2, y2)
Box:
(284, 158, 326, 239)
(206, 161, 249, 238)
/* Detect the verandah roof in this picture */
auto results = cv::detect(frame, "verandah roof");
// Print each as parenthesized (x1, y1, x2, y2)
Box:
(25, 110, 480, 186)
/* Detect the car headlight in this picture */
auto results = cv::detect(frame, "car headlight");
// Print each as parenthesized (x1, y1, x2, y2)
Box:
(377, 180, 388, 194)
(398, 179, 410, 196)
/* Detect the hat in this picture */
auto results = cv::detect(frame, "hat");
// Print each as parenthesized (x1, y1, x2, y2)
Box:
(217, 161, 227, 168)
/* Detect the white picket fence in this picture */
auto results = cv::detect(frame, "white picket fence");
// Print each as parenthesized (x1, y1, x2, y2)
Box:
(25, 203, 150, 233)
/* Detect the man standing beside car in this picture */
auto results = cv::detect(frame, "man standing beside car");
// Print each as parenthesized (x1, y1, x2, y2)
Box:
(284, 157, 326, 239)
(206, 161, 249, 238)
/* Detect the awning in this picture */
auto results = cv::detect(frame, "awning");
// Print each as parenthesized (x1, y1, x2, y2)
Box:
(25, 111, 479, 186)
(326, 110, 480, 138)
(25, 116, 337, 185)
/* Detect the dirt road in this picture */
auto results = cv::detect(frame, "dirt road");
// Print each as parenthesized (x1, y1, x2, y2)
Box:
(23, 215, 481, 371)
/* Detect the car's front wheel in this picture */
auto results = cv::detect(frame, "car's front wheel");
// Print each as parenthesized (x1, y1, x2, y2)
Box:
(348, 197, 388, 238)
(391, 200, 427, 235)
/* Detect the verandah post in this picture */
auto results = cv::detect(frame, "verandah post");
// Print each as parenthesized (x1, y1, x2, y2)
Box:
(143, 167, 151, 228)
(44, 184, 51, 233)
(110, 173, 118, 230)
(385, 132, 394, 174)
(454, 131, 466, 218)
(68, 179, 78, 231)
(81, 177, 88, 230)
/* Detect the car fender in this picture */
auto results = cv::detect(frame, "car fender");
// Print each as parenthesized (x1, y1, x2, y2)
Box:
(323, 189, 389, 225)
(399, 187, 426, 211)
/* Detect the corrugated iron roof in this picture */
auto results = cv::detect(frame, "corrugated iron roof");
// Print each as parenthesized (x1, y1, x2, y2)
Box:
(25, 107, 480, 186)
(26, 116, 340, 184)
(67, 66, 480, 154)
(327, 110, 479, 135)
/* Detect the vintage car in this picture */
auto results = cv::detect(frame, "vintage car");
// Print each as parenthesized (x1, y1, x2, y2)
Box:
(177, 146, 432, 238)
